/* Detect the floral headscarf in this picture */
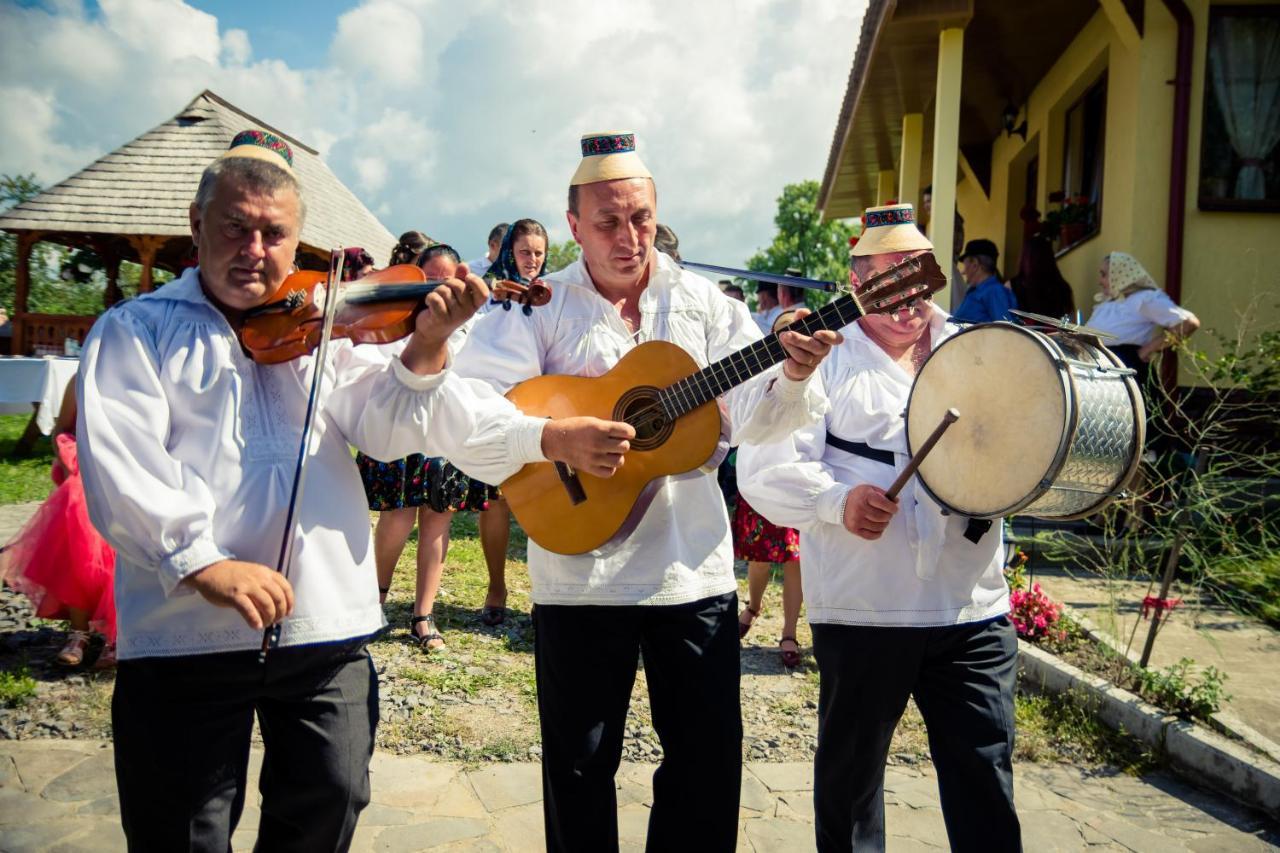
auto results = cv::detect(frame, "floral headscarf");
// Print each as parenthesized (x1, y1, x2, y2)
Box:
(485, 224, 546, 285)
(1100, 251, 1159, 302)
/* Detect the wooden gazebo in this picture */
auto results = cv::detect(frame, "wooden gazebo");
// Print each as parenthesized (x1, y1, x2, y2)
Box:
(0, 90, 396, 355)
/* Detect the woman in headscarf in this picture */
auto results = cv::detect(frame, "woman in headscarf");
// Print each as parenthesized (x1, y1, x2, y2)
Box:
(472, 219, 548, 626)
(1086, 251, 1200, 387)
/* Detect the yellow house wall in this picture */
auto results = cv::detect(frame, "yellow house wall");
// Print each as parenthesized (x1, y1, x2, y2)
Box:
(952, 0, 1279, 384)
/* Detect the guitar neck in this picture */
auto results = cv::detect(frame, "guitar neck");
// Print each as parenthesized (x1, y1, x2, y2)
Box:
(659, 292, 866, 419)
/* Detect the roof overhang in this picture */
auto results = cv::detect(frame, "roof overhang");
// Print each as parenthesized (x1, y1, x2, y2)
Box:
(819, 0, 1105, 220)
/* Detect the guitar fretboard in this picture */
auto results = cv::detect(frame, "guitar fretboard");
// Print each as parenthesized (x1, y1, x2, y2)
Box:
(657, 291, 866, 419)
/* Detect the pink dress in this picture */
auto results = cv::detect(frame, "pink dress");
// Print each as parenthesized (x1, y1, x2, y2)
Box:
(1, 434, 116, 641)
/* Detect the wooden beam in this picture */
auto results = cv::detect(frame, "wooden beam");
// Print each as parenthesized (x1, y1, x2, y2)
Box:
(1099, 0, 1142, 53)
(929, 27, 965, 312)
(12, 231, 42, 356)
(898, 113, 924, 212)
(127, 235, 166, 292)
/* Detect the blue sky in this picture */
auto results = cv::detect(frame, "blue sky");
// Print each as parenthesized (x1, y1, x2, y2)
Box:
(1, 0, 868, 263)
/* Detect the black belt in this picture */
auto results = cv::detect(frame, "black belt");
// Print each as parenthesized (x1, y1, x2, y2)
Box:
(825, 434, 895, 466)
(826, 431, 991, 544)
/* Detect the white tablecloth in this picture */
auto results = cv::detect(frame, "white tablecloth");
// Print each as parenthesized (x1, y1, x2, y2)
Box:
(0, 357, 80, 434)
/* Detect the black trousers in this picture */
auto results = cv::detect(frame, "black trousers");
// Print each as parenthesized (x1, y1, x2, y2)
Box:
(533, 591, 742, 853)
(811, 617, 1021, 853)
(113, 638, 378, 853)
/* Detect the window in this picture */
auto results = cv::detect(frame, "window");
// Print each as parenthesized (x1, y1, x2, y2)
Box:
(1052, 75, 1106, 254)
(1198, 5, 1280, 212)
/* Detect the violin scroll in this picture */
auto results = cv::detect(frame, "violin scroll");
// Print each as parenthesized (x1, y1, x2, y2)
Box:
(491, 278, 552, 316)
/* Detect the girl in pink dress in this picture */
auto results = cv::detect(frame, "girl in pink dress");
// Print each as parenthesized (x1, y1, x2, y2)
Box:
(1, 382, 116, 667)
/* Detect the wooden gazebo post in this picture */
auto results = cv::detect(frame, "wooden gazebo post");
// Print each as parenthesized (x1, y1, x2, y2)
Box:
(12, 230, 42, 356)
(127, 235, 167, 292)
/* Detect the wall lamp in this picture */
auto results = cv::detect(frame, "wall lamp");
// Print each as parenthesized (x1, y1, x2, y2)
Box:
(1002, 102, 1027, 141)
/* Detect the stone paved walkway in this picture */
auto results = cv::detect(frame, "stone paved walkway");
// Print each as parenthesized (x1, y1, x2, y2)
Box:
(0, 502, 41, 543)
(1, 740, 1277, 851)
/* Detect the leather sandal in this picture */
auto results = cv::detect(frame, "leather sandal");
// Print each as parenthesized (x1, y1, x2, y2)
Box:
(738, 605, 760, 639)
(409, 614, 445, 652)
(480, 591, 508, 627)
(92, 641, 117, 670)
(779, 636, 802, 668)
(56, 630, 91, 667)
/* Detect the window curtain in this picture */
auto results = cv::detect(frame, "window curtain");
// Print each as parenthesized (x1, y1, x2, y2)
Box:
(1209, 15, 1280, 200)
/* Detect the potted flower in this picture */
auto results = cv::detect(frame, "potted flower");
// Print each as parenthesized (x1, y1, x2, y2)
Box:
(1043, 191, 1095, 249)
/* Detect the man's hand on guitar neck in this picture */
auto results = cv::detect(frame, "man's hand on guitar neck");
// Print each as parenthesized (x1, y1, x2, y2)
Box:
(541, 416, 636, 478)
(778, 309, 843, 381)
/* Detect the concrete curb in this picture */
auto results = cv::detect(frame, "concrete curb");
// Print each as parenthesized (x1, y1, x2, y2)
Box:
(1058, 603, 1280, 767)
(1018, 640, 1280, 820)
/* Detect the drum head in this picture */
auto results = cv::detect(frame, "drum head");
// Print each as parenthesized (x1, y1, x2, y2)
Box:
(907, 325, 1069, 518)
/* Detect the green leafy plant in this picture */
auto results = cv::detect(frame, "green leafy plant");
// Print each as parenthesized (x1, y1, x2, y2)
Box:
(1134, 657, 1230, 719)
(0, 665, 38, 708)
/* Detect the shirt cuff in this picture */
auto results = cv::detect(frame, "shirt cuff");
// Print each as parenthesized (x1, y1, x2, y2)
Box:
(507, 416, 549, 465)
(816, 482, 853, 526)
(391, 347, 453, 391)
(771, 365, 814, 400)
(158, 533, 234, 597)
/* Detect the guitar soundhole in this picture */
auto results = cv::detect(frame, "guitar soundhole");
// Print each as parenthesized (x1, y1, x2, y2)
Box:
(615, 386, 672, 451)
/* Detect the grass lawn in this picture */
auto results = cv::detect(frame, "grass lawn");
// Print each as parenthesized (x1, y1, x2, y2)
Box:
(0, 414, 55, 505)
(0, 430, 1161, 771)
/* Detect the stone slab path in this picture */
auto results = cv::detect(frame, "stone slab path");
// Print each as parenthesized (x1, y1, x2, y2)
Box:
(1032, 565, 1280, 747)
(0, 502, 41, 544)
(1, 741, 1276, 851)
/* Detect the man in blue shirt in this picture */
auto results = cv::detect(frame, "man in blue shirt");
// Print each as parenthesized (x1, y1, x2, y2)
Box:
(952, 238, 1018, 323)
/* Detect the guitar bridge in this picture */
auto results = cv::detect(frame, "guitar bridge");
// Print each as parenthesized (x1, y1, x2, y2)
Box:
(554, 462, 588, 505)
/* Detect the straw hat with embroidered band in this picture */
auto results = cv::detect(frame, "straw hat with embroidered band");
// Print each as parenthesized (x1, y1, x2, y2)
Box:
(852, 202, 932, 257)
(221, 129, 295, 174)
(570, 132, 652, 186)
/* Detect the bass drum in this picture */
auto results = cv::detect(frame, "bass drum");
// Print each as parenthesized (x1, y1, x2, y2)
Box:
(905, 323, 1145, 520)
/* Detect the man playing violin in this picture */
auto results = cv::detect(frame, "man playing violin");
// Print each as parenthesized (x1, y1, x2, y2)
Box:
(455, 132, 841, 852)
(76, 130, 632, 852)
(736, 204, 1020, 852)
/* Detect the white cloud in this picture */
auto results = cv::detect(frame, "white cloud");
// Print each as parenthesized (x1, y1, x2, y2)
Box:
(0, 0, 869, 264)
(222, 28, 251, 66)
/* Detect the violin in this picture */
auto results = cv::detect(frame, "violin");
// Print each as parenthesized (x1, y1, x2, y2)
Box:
(239, 263, 552, 364)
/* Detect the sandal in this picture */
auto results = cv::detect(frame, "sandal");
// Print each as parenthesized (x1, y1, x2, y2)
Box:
(480, 592, 508, 627)
(92, 641, 117, 670)
(409, 614, 445, 652)
(779, 636, 801, 669)
(56, 630, 91, 667)
(738, 605, 760, 639)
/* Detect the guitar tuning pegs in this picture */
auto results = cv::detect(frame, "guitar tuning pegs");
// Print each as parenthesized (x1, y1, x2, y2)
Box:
(523, 304, 533, 316)
(502, 299, 513, 311)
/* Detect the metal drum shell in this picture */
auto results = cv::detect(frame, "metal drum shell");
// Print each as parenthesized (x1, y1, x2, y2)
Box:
(904, 322, 1144, 521)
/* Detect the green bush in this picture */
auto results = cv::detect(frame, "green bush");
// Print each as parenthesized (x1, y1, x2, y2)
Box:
(0, 666, 38, 708)
(1134, 657, 1230, 719)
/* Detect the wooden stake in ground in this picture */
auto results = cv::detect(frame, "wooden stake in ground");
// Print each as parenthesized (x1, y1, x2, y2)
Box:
(1139, 451, 1210, 669)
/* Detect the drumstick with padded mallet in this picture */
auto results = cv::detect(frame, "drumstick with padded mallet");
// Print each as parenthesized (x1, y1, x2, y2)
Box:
(886, 408, 960, 501)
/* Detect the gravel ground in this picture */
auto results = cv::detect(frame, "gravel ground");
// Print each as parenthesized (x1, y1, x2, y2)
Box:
(0, 513, 1117, 772)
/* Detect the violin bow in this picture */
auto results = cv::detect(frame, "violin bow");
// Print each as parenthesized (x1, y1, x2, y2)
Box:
(259, 247, 347, 663)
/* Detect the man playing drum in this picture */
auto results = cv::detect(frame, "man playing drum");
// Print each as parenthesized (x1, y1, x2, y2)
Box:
(737, 203, 1021, 852)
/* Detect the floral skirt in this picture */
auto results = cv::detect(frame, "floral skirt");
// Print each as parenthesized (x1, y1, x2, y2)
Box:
(732, 496, 800, 564)
(356, 453, 499, 513)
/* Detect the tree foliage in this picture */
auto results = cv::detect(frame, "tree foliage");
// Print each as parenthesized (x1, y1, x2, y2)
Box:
(544, 238, 580, 274)
(745, 180, 856, 309)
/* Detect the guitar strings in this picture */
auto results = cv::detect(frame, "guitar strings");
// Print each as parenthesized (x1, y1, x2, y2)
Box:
(617, 279, 926, 432)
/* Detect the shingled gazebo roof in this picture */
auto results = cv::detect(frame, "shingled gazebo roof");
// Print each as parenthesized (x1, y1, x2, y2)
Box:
(0, 89, 396, 270)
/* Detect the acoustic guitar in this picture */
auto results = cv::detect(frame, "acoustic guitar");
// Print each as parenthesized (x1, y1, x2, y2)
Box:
(501, 254, 947, 555)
